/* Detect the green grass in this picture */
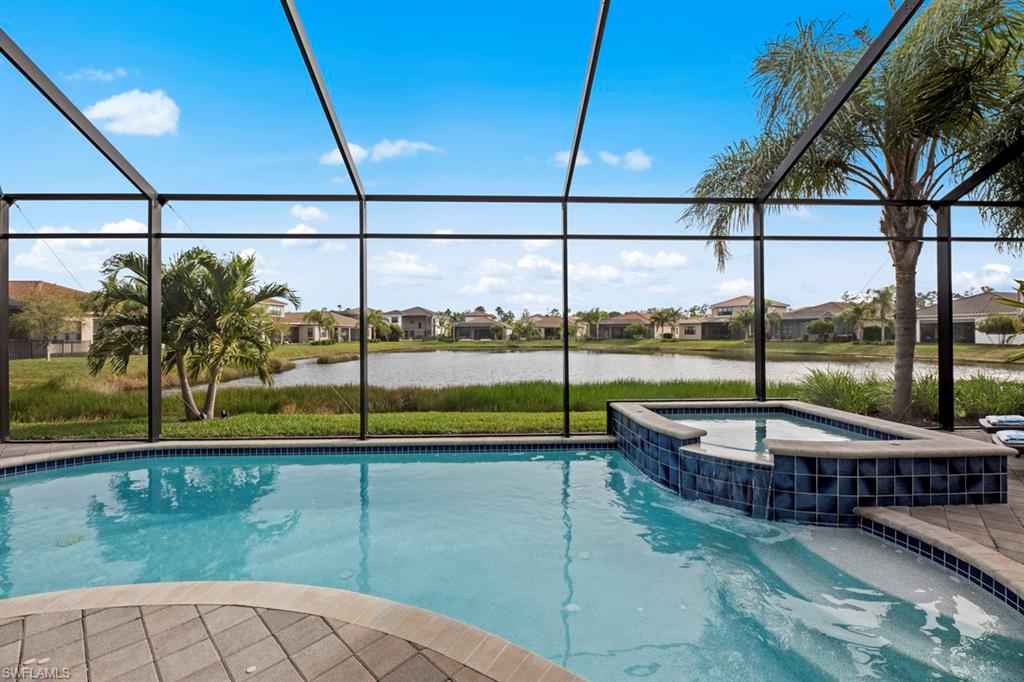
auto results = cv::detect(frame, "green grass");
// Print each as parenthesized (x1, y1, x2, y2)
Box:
(8, 411, 607, 440)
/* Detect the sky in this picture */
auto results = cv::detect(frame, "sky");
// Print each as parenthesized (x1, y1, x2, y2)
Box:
(1, 0, 1020, 314)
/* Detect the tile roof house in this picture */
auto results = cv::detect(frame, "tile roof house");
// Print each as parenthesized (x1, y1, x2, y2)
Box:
(8, 280, 95, 359)
(917, 290, 1022, 345)
(452, 311, 511, 340)
(277, 311, 368, 343)
(399, 307, 442, 339)
(676, 296, 790, 340)
(596, 312, 653, 339)
(779, 301, 853, 340)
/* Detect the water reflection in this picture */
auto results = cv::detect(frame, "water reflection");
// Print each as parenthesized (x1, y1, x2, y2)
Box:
(86, 464, 299, 581)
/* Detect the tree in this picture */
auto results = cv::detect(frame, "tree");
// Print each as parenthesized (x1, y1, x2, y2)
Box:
(995, 282, 1024, 360)
(976, 312, 1024, 345)
(577, 308, 608, 339)
(11, 289, 85, 361)
(90, 249, 299, 421)
(729, 305, 755, 340)
(765, 308, 783, 340)
(683, 304, 710, 319)
(917, 290, 938, 308)
(682, 1, 1024, 418)
(489, 324, 505, 341)
(836, 295, 873, 342)
(650, 307, 683, 339)
(366, 310, 400, 341)
(806, 317, 835, 340)
(511, 315, 539, 341)
(623, 322, 649, 339)
(869, 286, 895, 343)
(304, 308, 336, 341)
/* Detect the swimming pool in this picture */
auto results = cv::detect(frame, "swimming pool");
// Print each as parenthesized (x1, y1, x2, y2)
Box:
(1, 449, 1021, 681)
(661, 411, 876, 454)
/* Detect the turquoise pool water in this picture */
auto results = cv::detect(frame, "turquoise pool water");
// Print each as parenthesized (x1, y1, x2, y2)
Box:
(663, 411, 877, 454)
(1, 449, 1021, 681)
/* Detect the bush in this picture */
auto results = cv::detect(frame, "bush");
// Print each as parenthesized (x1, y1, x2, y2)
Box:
(862, 321, 895, 343)
(623, 323, 649, 339)
(806, 317, 834, 339)
(796, 369, 889, 415)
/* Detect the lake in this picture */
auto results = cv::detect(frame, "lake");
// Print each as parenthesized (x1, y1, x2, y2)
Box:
(221, 350, 1024, 388)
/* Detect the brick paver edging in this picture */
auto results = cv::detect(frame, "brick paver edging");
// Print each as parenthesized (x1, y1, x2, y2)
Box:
(0, 581, 582, 682)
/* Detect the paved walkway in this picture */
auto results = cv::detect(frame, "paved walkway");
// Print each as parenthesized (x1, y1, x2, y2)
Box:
(0, 583, 580, 682)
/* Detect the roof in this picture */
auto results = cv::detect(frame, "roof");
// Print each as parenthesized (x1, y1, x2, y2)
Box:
(260, 298, 288, 307)
(401, 306, 436, 316)
(528, 314, 563, 328)
(455, 313, 506, 328)
(382, 309, 404, 316)
(598, 312, 651, 325)
(281, 311, 360, 327)
(9, 280, 89, 304)
(710, 295, 789, 309)
(782, 301, 850, 320)
(918, 291, 1019, 319)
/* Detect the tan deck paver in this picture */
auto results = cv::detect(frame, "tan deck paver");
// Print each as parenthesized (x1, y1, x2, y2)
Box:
(357, 633, 418, 678)
(291, 633, 353, 679)
(380, 653, 448, 682)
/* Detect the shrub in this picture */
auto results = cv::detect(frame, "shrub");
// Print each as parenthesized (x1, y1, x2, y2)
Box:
(806, 317, 834, 340)
(797, 369, 889, 415)
(623, 323, 649, 339)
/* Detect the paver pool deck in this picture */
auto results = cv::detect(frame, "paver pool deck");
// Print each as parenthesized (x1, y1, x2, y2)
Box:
(0, 582, 581, 682)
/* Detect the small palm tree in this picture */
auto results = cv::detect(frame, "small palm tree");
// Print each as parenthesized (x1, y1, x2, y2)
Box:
(995, 282, 1024, 361)
(869, 286, 896, 343)
(650, 307, 683, 339)
(186, 252, 299, 419)
(729, 305, 756, 340)
(577, 308, 608, 339)
(837, 296, 873, 342)
(511, 315, 539, 341)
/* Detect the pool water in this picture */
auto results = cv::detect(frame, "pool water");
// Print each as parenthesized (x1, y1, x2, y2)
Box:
(663, 411, 877, 454)
(1, 450, 1021, 681)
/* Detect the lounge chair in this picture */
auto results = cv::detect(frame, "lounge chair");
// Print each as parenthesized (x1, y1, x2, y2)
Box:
(978, 415, 1024, 433)
(991, 430, 1024, 457)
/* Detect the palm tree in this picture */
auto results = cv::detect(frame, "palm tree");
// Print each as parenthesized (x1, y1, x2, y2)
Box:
(729, 305, 755, 340)
(186, 252, 299, 419)
(89, 248, 217, 420)
(650, 307, 683, 339)
(304, 308, 336, 341)
(511, 315, 539, 341)
(682, 0, 1023, 417)
(765, 308, 783, 340)
(869, 286, 896, 343)
(577, 308, 608, 340)
(836, 296, 873, 342)
(995, 281, 1024, 361)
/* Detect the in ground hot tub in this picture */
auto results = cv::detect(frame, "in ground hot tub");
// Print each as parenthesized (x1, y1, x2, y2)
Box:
(609, 399, 1012, 526)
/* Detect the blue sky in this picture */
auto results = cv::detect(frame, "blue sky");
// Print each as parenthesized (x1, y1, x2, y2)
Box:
(1, 0, 1019, 313)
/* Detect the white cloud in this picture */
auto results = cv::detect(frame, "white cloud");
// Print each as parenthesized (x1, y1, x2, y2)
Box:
(84, 89, 179, 136)
(623, 148, 652, 171)
(620, 249, 688, 270)
(64, 66, 128, 82)
(319, 242, 347, 253)
(717, 278, 753, 294)
(470, 258, 515, 276)
(320, 139, 438, 166)
(458, 277, 507, 294)
(598, 151, 620, 166)
(282, 224, 317, 247)
(568, 262, 621, 283)
(952, 262, 1014, 291)
(369, 251, 439, 278)
(509, 292, 557, 306)
(521, 239, 554, 252)
(13, 219, 146, 273)
(516, 254, 561, 274)
(780, 206, 817, 222)
(237, 248, 280, 277)
(645, 284, 677, 294)
(290, 204, 328, 221)
(554, 150, 591, 167)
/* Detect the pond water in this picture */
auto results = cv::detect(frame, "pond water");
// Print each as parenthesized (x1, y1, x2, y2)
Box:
(222, 350, 1024, 389)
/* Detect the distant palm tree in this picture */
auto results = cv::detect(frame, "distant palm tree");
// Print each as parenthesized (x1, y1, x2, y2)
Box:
(304, 308, 336, 341)
(577, 308, 608, 339)
(650, 307, 683, 339)
(995, 281, 1024, 361)
(729, 305, 755, 340)
(869, 286, 896, 343)
(511, 315, 539, 341)
(837, 296, 873, 342)
(682, 0, 1024, 417)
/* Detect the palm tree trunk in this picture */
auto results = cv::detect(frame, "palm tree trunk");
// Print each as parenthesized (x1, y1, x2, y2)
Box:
(202, 365, 221, 418)
(892, 266, 918, 418)
(175, 354, 202, 420)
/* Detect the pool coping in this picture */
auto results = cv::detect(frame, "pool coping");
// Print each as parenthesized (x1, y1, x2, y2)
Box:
(0, 581, 583, 682)
(856, 506, 1024, 615)
(610, 399, 1015, 460)
(0, 435, 618, 476)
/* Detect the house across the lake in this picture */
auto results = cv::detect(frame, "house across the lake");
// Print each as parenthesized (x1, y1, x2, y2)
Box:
(8, 280, 95, 358)
(277, 311, 365, 343)
(675, 296, 790, 340)
(596, 312, 653, 339)
(399, 307, 443, 339)
(917, 290, 1023, 345)
(778, 301, 852, 340)
(453, 310, 511, 340)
